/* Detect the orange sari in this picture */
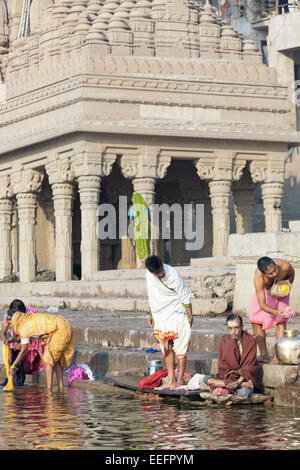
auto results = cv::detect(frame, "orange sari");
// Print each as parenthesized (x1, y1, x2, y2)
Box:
(11, 312, 74, 368)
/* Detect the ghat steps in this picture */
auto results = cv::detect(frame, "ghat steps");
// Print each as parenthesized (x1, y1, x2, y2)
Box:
(0, 263, 236, 313)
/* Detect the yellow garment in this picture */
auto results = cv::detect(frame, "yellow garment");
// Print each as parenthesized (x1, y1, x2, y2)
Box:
(2, 344, 14, 391)
(12, 312, 74, 368)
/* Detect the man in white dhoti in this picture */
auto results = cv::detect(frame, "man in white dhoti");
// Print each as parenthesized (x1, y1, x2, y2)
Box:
(145, 255, 193, 390)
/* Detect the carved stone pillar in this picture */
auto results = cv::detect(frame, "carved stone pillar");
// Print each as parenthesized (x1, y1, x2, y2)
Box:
(78, 175, 101, 280)
(250, 157, 285, 233)
(120, 149, 171, 267)
(46, 152, 75, 281)
(209, 180, 232, 257)
(261, 182, 284, 232)
(0, 199, 13, 279)
(16, 193, 38, 282)
(195, 155, 233, 258)
(52, 183, 74, 281)
(11, 168, 43, 282)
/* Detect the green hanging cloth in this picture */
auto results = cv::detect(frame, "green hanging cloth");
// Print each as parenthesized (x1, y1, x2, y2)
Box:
(132, 193, 151, 263)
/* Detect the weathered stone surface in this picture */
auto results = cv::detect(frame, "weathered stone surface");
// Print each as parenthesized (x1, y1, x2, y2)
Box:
(273, 386, 300, 407)
(260, 364, 300, 388)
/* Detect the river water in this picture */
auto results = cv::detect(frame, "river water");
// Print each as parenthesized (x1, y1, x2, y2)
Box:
(0, 385, 299, 450)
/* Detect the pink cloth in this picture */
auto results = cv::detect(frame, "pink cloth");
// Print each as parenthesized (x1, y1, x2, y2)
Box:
(67, 366, 89, 387)
(249, 290, 289, 330)
(282, 306, 296, 319)
(22, 339, 44, 375)
(212, 387, 230, 395)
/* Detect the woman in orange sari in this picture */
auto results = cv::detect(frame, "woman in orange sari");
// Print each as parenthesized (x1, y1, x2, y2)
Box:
(6, 310, 74, 391)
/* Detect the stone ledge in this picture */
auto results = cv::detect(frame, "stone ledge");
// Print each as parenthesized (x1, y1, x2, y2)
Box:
(273, 386, 300, 407)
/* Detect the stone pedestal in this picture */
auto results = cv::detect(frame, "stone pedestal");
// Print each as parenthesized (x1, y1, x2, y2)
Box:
(209, 180, 231, 257)
(228, 232, 300, 315)
(16, 193, 38, 282)
(261, 182, 284, 232)
(78, 175, 101, 280)
(52, 182, 74, 281)
(0, 199, 13, 279)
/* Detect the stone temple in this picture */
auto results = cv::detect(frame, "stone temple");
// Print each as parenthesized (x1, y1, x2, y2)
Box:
(0, 0, 300, 283)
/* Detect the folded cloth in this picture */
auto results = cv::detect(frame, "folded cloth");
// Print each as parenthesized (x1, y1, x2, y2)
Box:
(212, 387, 230, 395)
(139, 368, 168, 390)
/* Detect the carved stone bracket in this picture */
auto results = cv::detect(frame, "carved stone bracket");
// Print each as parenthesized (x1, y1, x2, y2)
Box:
(194, 154, 233, 182)
(120, 148, 171, 180)
(45, 149, 75, 185)
(10, 167, 44, 195)
(0, 174, 13, 199)
(72, 144, 117, 179)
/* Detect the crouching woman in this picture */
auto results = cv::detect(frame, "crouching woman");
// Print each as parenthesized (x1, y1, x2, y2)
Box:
(6, 310, 74, 392)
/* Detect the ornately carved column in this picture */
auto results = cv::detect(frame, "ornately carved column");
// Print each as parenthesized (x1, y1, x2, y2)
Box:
(11, 168, 44, 282)
(209, 180, 232, 257)
(46, 153, 75, 281)
(52, 183, 74, 281)
(78, 175, 102, 280)
(0, 199, 13, 279)
(195, 155, 233, 257)
(16, 193, 38, 282)
(120, 149, 171, 265)
(250, 157, 285, 233)
(261, 182, 284, 232)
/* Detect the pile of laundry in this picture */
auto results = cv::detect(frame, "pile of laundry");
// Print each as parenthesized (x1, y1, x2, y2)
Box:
(67, 364, 95, 387)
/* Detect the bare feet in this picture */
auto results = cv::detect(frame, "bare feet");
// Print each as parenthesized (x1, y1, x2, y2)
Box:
(271, 355, 280, 365)
(154, 382, 175, 391)
(154, 381, 183, 391)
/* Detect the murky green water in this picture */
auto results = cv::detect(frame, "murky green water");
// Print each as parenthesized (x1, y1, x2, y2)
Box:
(0, 385, 299, 450)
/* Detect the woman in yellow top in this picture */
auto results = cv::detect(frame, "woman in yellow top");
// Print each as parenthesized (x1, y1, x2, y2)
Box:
(6, 310, 74, 391)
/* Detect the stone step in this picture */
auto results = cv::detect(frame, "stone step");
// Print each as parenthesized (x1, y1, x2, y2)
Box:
(0, 264, 236, 300)
(0, 295, 233, 315)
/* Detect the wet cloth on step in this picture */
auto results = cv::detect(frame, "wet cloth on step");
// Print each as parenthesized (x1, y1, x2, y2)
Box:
(139, 368, 168, 390)
(249, 290, 289, 330)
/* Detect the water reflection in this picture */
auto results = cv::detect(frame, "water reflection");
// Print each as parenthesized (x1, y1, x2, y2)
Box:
(0, 385, 299, 450)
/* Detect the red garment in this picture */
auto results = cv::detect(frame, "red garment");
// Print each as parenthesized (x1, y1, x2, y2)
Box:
(217, 330, 260, 391)
(139, 369, 168, 390)
(22, 339, 44, 375)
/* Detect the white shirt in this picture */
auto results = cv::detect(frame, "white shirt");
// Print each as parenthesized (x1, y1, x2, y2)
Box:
(146, 264, 191, 323)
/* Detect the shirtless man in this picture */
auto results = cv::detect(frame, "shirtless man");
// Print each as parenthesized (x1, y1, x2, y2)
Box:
(250, 257, 295, 364)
